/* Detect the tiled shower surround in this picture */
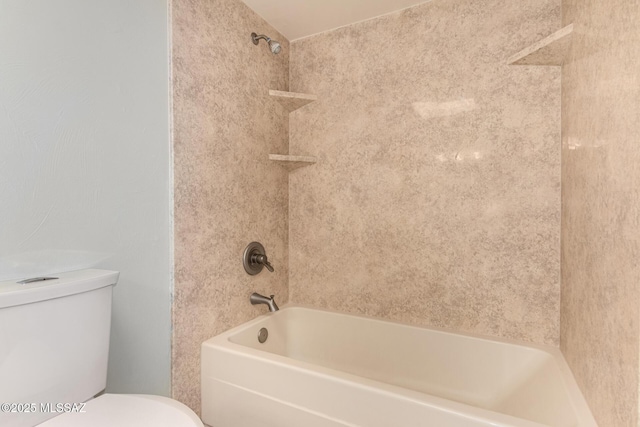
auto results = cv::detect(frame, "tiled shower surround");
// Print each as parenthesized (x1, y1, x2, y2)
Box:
(173, 0, 560, 414)
(172, 0, 640, 424)
(173, 0, 561, 412)
(289, 0, 561, 345)
(172, 0, 290, 413)
(561, 0, 640, 425)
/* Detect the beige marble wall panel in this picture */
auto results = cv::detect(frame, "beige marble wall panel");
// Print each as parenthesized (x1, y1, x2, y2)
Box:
(172, 0, 290, 413)
(561, 0, 640, 425)
(289, 0, 561, 345)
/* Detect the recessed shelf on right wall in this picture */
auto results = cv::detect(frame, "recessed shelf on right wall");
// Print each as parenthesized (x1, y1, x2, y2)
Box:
(268, 154, 317, 170)
(269, 90, 317, 112)
(508, 24, 574, 66)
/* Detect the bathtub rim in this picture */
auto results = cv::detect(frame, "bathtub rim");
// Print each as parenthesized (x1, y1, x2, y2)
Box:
(202, 304, 597, 427)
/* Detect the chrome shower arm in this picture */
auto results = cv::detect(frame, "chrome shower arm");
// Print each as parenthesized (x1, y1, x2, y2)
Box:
(251, 33, 270, 44)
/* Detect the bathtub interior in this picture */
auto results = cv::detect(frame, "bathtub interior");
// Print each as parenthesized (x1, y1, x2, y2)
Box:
(228, 307, 580, 427)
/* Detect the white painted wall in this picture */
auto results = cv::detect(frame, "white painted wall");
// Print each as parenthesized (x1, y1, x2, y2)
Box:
(0, 0, 171, 395)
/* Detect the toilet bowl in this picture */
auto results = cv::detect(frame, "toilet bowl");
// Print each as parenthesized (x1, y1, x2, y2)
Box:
(39, 394, 203, 427)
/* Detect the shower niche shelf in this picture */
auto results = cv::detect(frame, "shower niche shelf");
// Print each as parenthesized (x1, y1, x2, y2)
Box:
(268, 154, 317, 170)
(269, 90, 317, 112)
(508, 24, 573, 66)
(268, 89, 318, 171)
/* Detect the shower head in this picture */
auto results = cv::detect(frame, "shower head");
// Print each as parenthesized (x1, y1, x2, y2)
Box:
(269, 40, 282, 54)
(251, 32, 281, 55)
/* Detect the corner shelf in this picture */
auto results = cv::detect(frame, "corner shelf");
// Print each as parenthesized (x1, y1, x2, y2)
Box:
(269, 154, 317, 170)
(269, 90, 317, 112)
(268, 89, 318, 171)
(508, 24, 573, 66)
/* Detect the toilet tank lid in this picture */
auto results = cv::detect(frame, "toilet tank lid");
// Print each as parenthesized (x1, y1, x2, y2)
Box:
(0, 269, 119, 309)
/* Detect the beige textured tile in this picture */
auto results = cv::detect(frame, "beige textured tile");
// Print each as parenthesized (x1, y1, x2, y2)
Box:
(288, 0, 562, 345)
(171, 0, 290, 414)
(561, 0, 640, 425)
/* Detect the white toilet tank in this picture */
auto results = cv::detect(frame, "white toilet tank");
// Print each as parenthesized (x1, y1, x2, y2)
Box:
(0, 269, 119, 427)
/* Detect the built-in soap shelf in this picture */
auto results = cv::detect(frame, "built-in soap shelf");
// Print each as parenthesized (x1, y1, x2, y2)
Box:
(269, 90, 317, 112)
(268, 154, 317, 170)
(269, 89, 318, 170)
(508, 24, 573, 66)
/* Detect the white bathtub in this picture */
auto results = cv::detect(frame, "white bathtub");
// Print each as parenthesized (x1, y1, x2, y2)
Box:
(201, 306, 596, 427)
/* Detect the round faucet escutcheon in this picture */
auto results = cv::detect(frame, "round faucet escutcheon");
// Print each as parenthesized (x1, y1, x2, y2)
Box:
(243, 242, 274, 275)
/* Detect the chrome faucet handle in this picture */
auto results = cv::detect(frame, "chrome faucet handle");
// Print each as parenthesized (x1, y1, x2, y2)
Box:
(251, 253, 274, 272)
(243, 242, 275, 275)
(264, 260, 274, 272)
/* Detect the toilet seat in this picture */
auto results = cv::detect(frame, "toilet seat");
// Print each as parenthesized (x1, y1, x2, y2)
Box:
(38, 393, 203, 427)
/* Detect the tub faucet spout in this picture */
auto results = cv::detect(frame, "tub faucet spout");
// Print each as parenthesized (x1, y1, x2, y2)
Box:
(250, 292, 279, 312)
